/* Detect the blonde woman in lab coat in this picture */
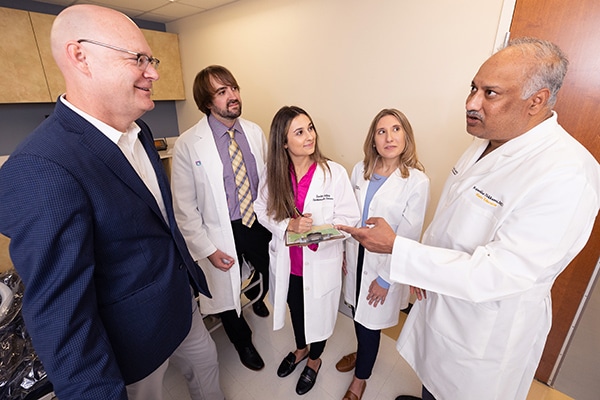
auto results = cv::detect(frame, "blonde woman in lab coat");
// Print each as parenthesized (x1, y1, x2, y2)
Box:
(254, 106, 360, 396)
(336, 109, 429, 400)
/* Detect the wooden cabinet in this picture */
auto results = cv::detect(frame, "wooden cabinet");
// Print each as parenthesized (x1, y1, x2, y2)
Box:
(0, 233, 13, 273)
(142, 29, 186, 101)
(0, 8, 52, 103)
(30, 11, 65, 102)
(0, 7, 185, 103)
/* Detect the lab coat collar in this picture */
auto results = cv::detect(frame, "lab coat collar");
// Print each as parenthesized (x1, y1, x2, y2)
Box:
(192, 117, 212, 139)
(489, 112, 559, 158)
(458, 112, 560, 177)
(355, 166, 407, 207)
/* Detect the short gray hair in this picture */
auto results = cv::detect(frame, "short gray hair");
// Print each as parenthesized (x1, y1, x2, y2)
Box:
(503, 37, 568, 107)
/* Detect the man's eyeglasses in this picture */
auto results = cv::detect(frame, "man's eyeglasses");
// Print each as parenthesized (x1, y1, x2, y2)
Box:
(77, 39, 160, 71)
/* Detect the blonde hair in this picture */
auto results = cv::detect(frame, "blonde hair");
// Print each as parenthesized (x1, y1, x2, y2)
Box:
(362, 108, 424, 180)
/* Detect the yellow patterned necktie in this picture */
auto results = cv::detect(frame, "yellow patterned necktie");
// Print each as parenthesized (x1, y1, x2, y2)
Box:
(227, 130, 256, 227)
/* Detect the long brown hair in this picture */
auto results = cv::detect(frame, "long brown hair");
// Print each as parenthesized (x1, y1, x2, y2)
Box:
(265, 106, 330, 221)
(362, 108, 424, 180)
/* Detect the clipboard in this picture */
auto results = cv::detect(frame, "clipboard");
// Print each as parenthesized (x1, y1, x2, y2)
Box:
(285, 224, 345, 246)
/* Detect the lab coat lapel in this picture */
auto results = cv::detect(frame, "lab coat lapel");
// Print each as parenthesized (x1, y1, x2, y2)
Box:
(355, 168, 406, 216)
(303, 163, 343, 226)
(355, 170, 370, 211)
(378, 169, 407, 198)
(442, 119, 557, 208)
(303, 163, 325, 216)
(441, 139, 502, 202)
(239, 119, 265, 177)
(191, 120, 227, 207)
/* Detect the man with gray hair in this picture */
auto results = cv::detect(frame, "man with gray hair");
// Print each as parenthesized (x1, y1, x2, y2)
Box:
(339, 37, 600, 400)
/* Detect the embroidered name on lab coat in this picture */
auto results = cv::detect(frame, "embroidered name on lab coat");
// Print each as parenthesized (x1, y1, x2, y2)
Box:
(472, 186, 503, 207)
(313, 194, 333, 202)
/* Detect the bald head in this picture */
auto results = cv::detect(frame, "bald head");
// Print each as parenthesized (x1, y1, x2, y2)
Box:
(50, 5, 158, 131)
(51, 5, 144, 71)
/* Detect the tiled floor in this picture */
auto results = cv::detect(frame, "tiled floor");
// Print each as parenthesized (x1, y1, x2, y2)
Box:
(163, 301, 574, 400)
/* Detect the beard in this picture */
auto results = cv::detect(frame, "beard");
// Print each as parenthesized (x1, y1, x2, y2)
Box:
(213, 100, 242, 120)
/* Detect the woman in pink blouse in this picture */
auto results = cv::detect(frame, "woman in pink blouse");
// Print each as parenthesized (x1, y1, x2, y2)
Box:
(254, 106, 360, 396)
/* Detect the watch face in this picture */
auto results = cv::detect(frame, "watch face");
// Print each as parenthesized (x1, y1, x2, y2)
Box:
(154, 138, 168, 151)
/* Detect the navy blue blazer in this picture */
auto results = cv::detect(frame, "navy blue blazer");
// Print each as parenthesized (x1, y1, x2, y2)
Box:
(0, 100, 210, 400)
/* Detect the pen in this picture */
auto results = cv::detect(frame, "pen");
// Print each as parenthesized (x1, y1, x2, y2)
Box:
(294, 206, 304, 218)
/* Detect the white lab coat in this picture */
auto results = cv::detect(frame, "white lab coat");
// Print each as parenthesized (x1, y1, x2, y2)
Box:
(254, 161, 360, 343)
(389, 113, 600, 400)
(344, 162, 429, 330)
(171, 116, 267, 315)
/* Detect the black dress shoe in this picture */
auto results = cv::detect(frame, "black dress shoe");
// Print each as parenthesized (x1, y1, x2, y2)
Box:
(277, 351, 308, 377)
(394, 396, 421, 400)
(252, 300, 270, 317)
(236, 343, 265, 371)
(295, 361, 321, 395)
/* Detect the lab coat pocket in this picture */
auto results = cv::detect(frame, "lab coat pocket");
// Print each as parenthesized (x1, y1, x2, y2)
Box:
(311, 198, 334, 225)
(427, 295, 498, 358)
(446, 196, 498, 252)
(310, 258, 342, 298)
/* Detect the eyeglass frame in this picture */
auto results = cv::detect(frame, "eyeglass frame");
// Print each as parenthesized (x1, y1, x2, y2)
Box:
(77, 39, 160, 70)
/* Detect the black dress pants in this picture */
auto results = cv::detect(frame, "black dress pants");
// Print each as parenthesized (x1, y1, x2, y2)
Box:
(353, 244, 381, 379)
(219, 218, 271, 348)
(287, 274, 326, 359)
(231, 218, 271, 302)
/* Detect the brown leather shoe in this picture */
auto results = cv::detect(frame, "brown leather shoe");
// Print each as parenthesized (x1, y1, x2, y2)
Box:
(335, 352, 357, 372)
(343, 381, 366, 400)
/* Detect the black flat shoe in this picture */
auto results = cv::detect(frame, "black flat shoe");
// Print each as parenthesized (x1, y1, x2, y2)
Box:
(277, 351, 308, 377)
(394, 396, 421, 400)
(252, 300, 270, 317)
(236, 343, 265, 371)
(295, 361, 321, 395)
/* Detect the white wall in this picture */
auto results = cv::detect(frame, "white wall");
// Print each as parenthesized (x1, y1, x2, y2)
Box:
(168, 0, 508, 224)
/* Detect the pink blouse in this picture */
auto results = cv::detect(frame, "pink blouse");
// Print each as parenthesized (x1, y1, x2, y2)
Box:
(289, 162, 317, 276)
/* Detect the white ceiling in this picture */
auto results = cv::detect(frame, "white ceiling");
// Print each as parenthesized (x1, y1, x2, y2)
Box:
(33, 0, 239, 23)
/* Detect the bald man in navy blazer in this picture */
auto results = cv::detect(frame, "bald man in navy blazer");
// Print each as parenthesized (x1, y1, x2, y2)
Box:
(0, 5, 223, 400)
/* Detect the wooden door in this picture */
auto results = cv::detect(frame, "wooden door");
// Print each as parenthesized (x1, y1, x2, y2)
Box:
(509, 0, 600, 384)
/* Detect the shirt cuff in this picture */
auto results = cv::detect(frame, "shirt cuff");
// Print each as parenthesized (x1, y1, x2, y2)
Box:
(376, 276, 391, 289)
